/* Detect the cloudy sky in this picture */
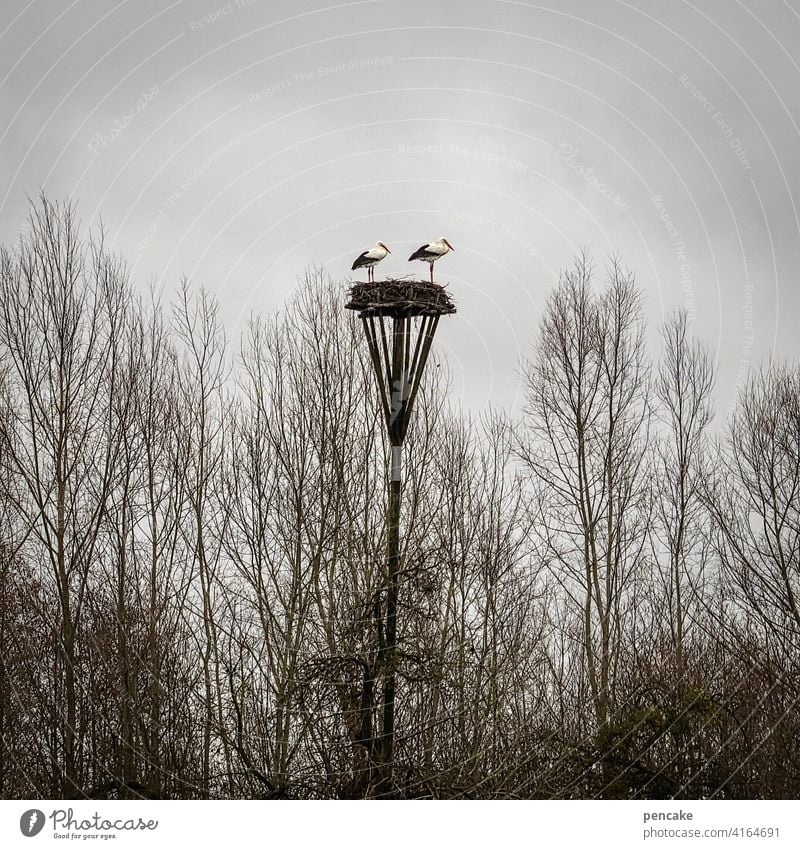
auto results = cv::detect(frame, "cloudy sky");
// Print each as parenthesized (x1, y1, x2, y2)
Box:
(2, 0, 798, 417)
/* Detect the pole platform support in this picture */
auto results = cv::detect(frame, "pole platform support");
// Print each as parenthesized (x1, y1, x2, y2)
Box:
(346, 280, 456, 445)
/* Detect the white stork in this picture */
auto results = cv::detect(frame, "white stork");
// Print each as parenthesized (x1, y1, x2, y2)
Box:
(408, 237, 454, 283)
(351, 241, 391, 282)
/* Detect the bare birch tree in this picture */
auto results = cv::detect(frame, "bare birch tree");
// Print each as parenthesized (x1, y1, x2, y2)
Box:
(651, 310, 715, 679)
(520, 255, 650, 732)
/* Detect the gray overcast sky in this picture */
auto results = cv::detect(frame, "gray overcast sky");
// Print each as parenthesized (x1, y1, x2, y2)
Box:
(1, 0, 798, 416)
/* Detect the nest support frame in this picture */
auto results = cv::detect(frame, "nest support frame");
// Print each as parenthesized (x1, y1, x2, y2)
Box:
(346, 280, 456, 445)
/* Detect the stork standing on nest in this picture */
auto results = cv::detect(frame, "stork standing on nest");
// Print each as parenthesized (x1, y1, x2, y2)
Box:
(408, 238, 454, 283)
(351, 241, 391, 283)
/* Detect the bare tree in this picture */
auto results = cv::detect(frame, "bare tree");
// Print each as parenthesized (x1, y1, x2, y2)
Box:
(520, 254, 650, 736)
(0, 196, 131, 796)
(403, 411, 544, 796)
(215, 272, 386, 796)
(171, 281, 229, 795)
(651, 310, 715, 681)
(707, 364, 800, 652)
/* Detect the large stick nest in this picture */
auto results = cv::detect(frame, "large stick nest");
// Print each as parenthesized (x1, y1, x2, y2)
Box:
(345, 279, 457, 318)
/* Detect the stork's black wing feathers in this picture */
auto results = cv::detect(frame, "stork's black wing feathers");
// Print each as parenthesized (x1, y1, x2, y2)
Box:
(408, 244, 434, 262)
(351, 251, 370, 270)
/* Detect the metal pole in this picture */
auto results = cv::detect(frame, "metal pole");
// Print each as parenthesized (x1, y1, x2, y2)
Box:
(381, 444, 401, 789)
(380, 314, 407, 794)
